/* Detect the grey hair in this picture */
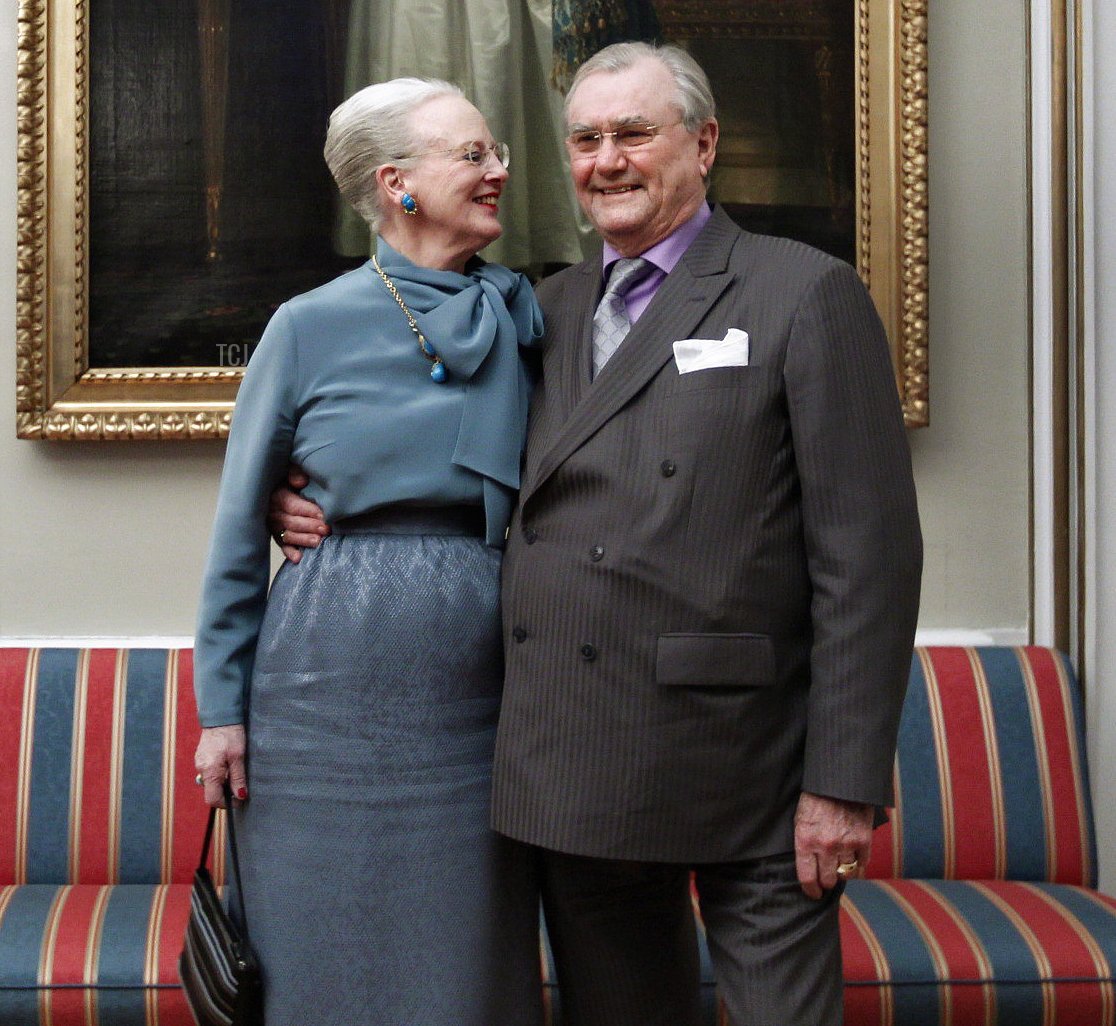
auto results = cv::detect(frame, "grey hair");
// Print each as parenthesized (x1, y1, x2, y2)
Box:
(324, 77, 465, 232)
(564, 42, 716, 132)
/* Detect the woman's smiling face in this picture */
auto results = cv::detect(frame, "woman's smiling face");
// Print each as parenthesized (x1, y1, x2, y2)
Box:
(399, 95, 509, 262)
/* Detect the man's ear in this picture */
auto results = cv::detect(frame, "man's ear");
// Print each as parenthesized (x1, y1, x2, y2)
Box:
(697, 118, 719, 179)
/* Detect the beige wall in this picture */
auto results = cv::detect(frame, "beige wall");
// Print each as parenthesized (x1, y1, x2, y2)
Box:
(912, 0, 1031, 637)
(0, 0, 1032, 640)
(1087, 0, 1116, 890)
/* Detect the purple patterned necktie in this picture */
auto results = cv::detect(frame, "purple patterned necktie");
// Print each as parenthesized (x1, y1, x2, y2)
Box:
(591, 257, 652, 378)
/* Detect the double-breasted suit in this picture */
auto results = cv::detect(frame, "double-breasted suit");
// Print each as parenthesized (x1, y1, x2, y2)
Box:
(491, 206, 923, 863)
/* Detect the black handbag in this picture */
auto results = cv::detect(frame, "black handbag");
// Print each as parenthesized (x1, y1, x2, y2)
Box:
(179, 784, 264, 1026)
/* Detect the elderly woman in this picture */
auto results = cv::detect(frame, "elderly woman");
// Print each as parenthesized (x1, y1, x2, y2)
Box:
(193, 79, 543, 1026)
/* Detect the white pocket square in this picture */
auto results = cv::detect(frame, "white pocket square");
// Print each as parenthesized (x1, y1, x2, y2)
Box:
(672, 328, 750, 374)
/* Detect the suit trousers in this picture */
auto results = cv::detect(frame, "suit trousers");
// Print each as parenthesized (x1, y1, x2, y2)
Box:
(538, 848, 845, 1026)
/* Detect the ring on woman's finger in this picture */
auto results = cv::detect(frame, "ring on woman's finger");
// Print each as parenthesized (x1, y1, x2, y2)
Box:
(836, 859, 860, 877)
(195, 773, 204, 786)
(278, 529, 287, 544)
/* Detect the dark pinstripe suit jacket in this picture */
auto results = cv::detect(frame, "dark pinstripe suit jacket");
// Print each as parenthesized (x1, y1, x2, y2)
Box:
(491, 206, 922, 863)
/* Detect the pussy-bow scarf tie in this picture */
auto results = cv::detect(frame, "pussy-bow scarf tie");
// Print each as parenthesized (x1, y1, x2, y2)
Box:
(374, 239, 543, 527)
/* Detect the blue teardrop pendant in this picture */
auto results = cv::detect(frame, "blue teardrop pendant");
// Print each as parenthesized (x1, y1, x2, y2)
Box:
(430, 360, 447, 383)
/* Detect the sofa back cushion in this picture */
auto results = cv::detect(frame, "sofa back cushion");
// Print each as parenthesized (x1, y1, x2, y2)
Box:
(866, 646, 1096, 885)
(0, 649, 218, 887)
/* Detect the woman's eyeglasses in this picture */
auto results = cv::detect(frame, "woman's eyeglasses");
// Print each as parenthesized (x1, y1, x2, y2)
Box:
(403, 141, 510, 168)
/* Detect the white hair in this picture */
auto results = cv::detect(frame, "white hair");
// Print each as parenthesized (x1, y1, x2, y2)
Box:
(565, 42, 716, 132)
(324, 77, 465, 232)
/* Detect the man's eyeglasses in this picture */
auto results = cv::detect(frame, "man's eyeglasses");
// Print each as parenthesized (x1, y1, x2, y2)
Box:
(403, 141, 511, 168)
(566, 121, 683, 157)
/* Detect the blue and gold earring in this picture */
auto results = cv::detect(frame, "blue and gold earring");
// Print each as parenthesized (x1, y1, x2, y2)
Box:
(401, 192, 418, 215)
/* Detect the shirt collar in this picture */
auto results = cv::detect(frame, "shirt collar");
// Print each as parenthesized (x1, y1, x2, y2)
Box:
(601, 201, 713, 279)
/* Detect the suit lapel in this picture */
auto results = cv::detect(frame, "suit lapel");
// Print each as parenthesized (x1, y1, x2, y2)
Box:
(523, 207, 743, 503)
(551, 261, 599, 424)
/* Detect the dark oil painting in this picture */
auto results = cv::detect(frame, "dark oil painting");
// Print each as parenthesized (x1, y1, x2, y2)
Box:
(88, 0, 854, 370)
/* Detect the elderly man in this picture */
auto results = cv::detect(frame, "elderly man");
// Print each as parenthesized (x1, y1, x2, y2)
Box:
(272, 41, 921, 1026)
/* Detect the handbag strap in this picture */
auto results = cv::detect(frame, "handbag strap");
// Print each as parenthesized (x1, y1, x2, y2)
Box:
(198, 781, 252, 943)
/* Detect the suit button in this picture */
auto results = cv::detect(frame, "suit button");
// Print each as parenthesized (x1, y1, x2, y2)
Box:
(590, 545, 604, 562)
(580, 643, 597, 661)
(512, 626, 527, 643)
(523, 527, 538, 544)
(660, 459, 676, 477)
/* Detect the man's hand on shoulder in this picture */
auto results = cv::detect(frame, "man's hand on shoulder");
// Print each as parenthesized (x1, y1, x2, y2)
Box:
(267, 466, 330, 563)
(793, 791, 874, 899)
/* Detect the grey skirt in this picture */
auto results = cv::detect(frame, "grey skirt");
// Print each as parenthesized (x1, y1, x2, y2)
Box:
(233, 508, 542, 1026)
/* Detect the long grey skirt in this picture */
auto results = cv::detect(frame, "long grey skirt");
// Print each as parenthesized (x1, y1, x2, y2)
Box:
(233, 510, 543, 1026)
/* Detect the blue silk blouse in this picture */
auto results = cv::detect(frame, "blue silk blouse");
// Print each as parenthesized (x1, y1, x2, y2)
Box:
(194, 239, 542, 726)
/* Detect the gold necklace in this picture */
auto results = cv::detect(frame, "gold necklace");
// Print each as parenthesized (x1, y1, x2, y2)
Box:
(371, 255, 447, 383)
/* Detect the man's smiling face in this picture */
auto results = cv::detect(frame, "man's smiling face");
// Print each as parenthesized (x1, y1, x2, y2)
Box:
(565, 57, 717, 257)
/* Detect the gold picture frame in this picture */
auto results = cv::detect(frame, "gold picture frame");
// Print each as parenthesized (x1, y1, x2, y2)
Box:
(15, 0, 928, 440)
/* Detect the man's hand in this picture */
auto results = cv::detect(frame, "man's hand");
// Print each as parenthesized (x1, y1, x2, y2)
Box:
(794, 791, 874, 899)
(267, 466, 330, 563)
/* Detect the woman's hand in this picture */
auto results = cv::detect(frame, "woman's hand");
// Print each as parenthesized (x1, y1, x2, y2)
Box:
(195, 724, 248, 808)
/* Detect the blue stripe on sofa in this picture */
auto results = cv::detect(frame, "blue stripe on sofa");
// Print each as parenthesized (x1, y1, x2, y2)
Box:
(839, 881, 941, 1025)
(931, 881, 1047, 1022)
(1033, 883, 1116, 968)
(0, 885, 55, 986)
(894, 654, 944, 879)
(0, 991, 40, 1026)
(27, 651, 79, 885)
(120, 650, 169, 883)
(97, 884, 159, 988)
(92, 987, 149, 1026)
(980, 650, 1047, 881)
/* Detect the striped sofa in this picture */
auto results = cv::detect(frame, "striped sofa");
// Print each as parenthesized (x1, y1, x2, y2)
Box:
(0, 649, 211, 1025)
(2, 647, 1114, 1025)
(841, 646, 1116, 1025)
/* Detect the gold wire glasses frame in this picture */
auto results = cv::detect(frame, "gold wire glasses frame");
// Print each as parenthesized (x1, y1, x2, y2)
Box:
(403, 140, 511, 168)
(566, 120, 685, 156)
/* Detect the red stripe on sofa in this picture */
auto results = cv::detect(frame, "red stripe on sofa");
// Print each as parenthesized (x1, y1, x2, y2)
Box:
(37, 885, 69, 1025)
(45, 883, 100, 982)
(153, 883, 194, 1022)
(1018, 647, 1093, 885)
(923, 648, 1002, 879)
(971, 881, 1109, 1025)
(839, 893, 892, 1025)
(0, 649, 31, 883)
(153, 883, 192, 982)
(43, 884, 107, 1024)
(75, 651, 123, 885)
(1021, 883, 1115, 1024)
(887, 880, 995, 1022)
(168, 651, 211, 885)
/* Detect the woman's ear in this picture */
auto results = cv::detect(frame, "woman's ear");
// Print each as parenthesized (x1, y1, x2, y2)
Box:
(376, 163, 408, 206)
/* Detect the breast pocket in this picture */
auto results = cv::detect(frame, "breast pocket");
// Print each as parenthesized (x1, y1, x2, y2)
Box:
(665, 364, 783, 448)
(671, 364, 762, 393)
